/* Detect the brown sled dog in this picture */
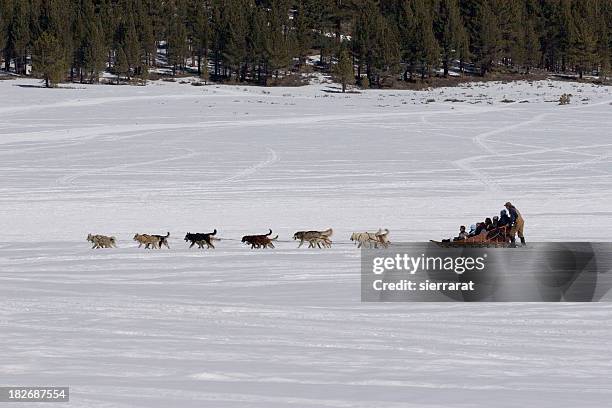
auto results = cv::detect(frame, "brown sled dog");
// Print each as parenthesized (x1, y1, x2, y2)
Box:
(241, 229, 278, 249)
(133, 232, 170, 249)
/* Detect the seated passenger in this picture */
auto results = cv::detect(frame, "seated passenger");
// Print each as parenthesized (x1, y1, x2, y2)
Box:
(484, 217, 494, 231)
(498, 209, 510, 226)
(492, 216, 499, 228)
(453, 225, 468, 241)
(467, 224, 477, 237)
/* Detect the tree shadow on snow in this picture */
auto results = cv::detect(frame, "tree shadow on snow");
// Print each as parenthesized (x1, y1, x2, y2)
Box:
(321, 87, 361, 94)
(14, 84, 48, 88)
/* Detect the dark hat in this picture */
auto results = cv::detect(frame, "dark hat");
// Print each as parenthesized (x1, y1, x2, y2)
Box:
(504, 202, 512, 207)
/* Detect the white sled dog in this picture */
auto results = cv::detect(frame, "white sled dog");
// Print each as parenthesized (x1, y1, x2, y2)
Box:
(350, 229, 390, 248)
(293, 228, 333, 248)
(87, 233, 117, 249)
(375, 228, 390, 248)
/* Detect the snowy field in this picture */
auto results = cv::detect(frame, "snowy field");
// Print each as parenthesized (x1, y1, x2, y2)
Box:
(1, 77, 612, 407)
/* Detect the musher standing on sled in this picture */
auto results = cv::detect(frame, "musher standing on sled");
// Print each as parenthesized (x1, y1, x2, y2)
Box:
(504, 202, 525, 246)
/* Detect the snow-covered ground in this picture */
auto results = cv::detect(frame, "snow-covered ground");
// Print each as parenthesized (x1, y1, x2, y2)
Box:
(1, 77, 612, 407)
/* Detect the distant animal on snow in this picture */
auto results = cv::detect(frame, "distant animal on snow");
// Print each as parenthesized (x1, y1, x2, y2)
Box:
(133, 233, 159, 249)
(293, 228, 333, 248)
(133, 232, 170, 249)
(184, 230, 218, 249)
(152, 232, 170, 249)
(350, 229, 390, 248)
(242, 229, 278, 249)
(87, 233, 117, 249)
(375, 228, 390, 248)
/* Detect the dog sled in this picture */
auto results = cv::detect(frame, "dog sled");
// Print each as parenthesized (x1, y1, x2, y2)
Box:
(430, 239, 512, 248)
(431, 226, 512, 248)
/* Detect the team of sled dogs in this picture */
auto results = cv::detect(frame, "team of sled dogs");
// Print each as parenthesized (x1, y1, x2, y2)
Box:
(86, 228, 391, 249)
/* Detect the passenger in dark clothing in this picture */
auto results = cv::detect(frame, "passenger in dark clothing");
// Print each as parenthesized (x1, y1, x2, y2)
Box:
(498, 210, 510, 227)
(506, 204, 520, 226)
(474, 222, 486, 236)
(492, 216, 499, 228)
(484, 217, 494, 231)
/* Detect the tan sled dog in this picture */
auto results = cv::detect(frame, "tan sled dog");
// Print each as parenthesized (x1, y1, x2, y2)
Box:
(133, 233, 160, 249)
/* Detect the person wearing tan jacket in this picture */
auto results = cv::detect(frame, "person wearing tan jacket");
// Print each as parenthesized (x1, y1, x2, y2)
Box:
(504, 201, 525, 246)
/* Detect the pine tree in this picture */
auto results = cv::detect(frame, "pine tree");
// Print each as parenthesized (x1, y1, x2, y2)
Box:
(82, 17, 106, 82)
(412, 0, 439, 79)
(473, 1, 500, 75)
(42, 0, 74, 81)
(7, 0, 30, 74)
(167, 4, 188, 75)
(353, 1, 373, 81)
(72, 0, 106, 83)
(293, 1, 311, 69)
(492, 0, 522, 67)
(435, 0, 467, 77)
(306, 0, 335, 67)
(334, 46, 354, 92)
(0, 0, 8, 69)
(115, 46, 128, 83)
(558, 0, 575, 72)
(376, 16, 401, 84)
(522, 17, 541, 74)
(397, 0, 417, 80)
(123, 20, 140, 79)
(222, 0, 248, 80)
(265, 0, 291, 79)
(456, 23, 470, 73)
(569, 0, 597, 79)
(598, 1, 611, 79)
(139, 13, 156, 67)
(137, 61, 149, 85)
(355, 0, 389, 84)
(247, 6, 267, 83)
(201, 56, 209, 84)
(32, 31, 66, 87)
(190, 0, 209, 76)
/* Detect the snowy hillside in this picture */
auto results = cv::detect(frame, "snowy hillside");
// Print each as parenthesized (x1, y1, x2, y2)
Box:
(1, 77, 612, 407)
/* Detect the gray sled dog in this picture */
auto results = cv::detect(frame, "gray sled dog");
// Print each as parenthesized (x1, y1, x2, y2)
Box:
(293, 228, 333, 248)
(87, 233, 117, 249)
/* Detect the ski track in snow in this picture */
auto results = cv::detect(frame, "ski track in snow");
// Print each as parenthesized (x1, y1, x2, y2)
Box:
(1, 78, 612, 407)
(218, 147, 279, 183)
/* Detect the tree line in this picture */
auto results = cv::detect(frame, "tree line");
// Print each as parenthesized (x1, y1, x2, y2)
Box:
(0, 0, 610, 88)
